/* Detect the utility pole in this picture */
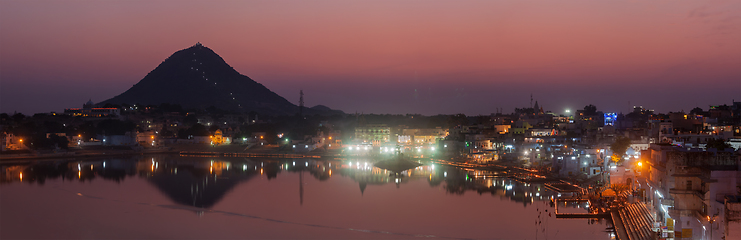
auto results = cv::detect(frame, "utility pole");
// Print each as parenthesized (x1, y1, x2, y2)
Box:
(299, 90, 304, 119)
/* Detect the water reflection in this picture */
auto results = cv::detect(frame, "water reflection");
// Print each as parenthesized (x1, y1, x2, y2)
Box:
(2, 155, 564, 209)
(1, 155, 612, 239)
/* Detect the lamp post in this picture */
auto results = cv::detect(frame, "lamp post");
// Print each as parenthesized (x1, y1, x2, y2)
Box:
(707, 214, 718, 240)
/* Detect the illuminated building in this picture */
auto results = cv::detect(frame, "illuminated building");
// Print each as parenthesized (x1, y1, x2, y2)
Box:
(354, 124, 390, 146)
(64, 99, 120, 117)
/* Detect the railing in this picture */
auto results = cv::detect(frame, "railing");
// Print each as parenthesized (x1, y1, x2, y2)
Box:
(669, 188, 705, 200)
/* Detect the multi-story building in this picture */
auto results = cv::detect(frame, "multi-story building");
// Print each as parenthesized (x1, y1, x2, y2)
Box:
(64, 99, 120, 117)
(354, 124, 390, 146)
(645, 144, 740, 240)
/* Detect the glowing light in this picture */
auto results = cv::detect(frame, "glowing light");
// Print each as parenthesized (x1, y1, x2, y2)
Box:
(19, 172, 22, 181)
(637, 162, 643, 167)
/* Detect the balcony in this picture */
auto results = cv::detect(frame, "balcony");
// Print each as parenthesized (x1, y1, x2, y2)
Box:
(668, 207, 705, 220)
(669, 188, 705, 200)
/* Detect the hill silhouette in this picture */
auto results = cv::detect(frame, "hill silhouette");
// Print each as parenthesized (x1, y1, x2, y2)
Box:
(101, 43, 341, 115)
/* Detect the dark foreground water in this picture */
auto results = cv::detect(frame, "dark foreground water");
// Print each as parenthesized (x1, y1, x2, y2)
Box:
(1, 155, 613, 239)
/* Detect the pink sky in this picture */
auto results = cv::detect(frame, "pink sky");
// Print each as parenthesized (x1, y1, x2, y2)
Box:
(1, 0, 739, 115)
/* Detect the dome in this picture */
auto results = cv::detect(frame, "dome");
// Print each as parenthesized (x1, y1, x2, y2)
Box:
(83, 99, 95, 108)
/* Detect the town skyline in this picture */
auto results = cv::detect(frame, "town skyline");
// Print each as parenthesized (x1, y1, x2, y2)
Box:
(1, 0, 739, 115)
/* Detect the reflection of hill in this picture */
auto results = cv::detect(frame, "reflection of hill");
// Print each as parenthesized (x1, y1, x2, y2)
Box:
(146, 165, 257, 209)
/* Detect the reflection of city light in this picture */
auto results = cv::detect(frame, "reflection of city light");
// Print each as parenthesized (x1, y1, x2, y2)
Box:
(444, 172, 447, 177)
(328, 169, 332, 176)
(261, 168, 263, 175)
(78, 171, 81, 178)
(19, 172, 22, 181)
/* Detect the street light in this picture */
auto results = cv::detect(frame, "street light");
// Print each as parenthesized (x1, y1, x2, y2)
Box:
(708, 214, 718, 240)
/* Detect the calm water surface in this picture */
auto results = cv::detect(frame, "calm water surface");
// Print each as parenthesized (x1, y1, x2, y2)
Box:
(1, 155, 613, 239)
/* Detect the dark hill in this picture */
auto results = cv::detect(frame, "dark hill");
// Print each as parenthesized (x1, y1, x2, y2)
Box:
(101, 43, 341, 115)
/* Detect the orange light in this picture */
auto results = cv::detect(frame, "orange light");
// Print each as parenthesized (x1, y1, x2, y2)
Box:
(19, 172, 22, 181)
(637, 162, 643, 167)
(151, 136, 154, 139)
(260, 168, 263, 175)
(329, 137, 332, 140)
(19, 139, 22, 142)
(260, 136, 263, 139)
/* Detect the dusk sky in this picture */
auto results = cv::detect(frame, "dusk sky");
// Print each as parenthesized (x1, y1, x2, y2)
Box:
(1, 0, 739, 116)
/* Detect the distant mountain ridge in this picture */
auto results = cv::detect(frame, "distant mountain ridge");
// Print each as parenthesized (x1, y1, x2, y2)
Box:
(101, 43, 342, 115)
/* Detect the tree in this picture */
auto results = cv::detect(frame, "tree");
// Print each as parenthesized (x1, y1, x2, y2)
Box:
(706, 138, 731, 151)
(186, 123, 210, 136)
(610, 183, 631, 196)
(583, 104, 597, 115)
(97, 120, 136, 135)
(183, 114, 198, 126)
(48, 134, 69, 149)
(610, 136, 631, 164)
(447, 114, 467, 128)
(208, 125, 220, 132)
(689, 107, 704, 116)
(12, 113, 25, 122)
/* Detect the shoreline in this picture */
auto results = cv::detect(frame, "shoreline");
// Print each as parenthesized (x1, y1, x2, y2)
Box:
(0, 150, 180, 163)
